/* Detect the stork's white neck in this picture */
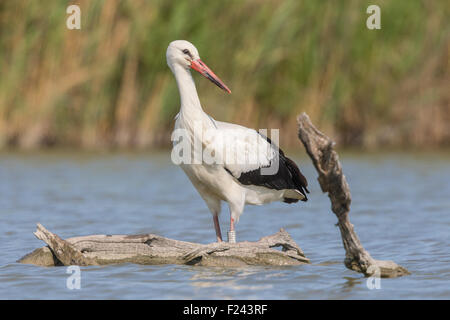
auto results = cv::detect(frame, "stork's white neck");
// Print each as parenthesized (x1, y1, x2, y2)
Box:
(172, 64, 203, 116)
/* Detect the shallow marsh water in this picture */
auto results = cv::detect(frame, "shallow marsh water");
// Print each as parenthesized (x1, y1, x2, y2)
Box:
(0, 151, 449, 299)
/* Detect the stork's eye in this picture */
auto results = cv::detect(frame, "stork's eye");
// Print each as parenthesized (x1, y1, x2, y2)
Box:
(182, 49, 192, 58)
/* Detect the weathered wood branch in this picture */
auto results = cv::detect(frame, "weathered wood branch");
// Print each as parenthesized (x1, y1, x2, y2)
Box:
(19, 225, 310, 267)
(33, 223, 98, 266)
(297, 113, 409, 278)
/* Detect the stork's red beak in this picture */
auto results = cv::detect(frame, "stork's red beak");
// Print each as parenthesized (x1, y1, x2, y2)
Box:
(190, 59, 231, 94)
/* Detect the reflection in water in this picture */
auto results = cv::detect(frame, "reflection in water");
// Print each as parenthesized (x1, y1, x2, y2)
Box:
(341, 277, 363, 292)
(0, 151, 449, 299)
(188, 267, 279, 299)
(316, 261, 341, 266)
(192, 280, 273, 291)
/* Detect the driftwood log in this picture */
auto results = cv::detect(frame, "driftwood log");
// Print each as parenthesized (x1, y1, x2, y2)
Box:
(297, 113, 409, 278)
(18, 224, 309, 267)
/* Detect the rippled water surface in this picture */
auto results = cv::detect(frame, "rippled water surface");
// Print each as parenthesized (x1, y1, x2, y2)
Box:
(0, 151, 449, 299)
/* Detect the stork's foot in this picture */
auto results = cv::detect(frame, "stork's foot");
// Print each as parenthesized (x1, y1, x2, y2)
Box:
(227, 230, 236, 243)
(216, 236, 223, 243)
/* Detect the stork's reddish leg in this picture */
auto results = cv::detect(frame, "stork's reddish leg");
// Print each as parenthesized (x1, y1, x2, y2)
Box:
(228, 217, 236, 243)
(213, 215, 223, 242)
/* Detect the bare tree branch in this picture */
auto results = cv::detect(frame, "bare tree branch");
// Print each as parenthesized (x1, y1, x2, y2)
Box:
(297, 113, 409, 278)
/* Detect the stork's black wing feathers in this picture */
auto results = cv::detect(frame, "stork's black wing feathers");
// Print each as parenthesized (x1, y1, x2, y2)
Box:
(224, 134, 309, 203)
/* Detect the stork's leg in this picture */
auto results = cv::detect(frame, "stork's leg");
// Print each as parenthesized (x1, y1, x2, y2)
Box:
(199, 193, 223, 242)
(227, 195, 245, 243)
(230, 217, 235, 231)
(213, 215, 223, 242)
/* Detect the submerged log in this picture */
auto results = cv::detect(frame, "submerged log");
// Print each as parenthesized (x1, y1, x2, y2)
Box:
(19, 224, 310, 267)
(297, 113, 409, 278)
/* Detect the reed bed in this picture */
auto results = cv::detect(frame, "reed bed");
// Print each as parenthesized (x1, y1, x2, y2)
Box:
(0, 0, 448, 150)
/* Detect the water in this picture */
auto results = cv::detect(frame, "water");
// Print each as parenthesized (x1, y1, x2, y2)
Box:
(0, 151, 449, 299)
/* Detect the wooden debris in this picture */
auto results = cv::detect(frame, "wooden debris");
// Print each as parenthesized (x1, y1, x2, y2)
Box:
(297, 112, 409, 278)
(19, 225, 309, 267)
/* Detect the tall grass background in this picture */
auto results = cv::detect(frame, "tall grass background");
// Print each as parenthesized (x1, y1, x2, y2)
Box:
(0, 0, 448, 150)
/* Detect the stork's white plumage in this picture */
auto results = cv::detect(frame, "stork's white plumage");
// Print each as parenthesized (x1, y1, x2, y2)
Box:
(167, 40, 309, 243)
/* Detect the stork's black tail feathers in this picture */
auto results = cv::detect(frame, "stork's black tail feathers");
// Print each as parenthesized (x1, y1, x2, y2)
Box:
(282, 154, 309, 203)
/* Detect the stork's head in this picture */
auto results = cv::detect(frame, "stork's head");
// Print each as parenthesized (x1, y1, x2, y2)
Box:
(166, 40, 231, 93)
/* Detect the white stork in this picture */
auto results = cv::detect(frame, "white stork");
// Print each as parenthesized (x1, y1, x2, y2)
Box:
(166, 40, 309, 243)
